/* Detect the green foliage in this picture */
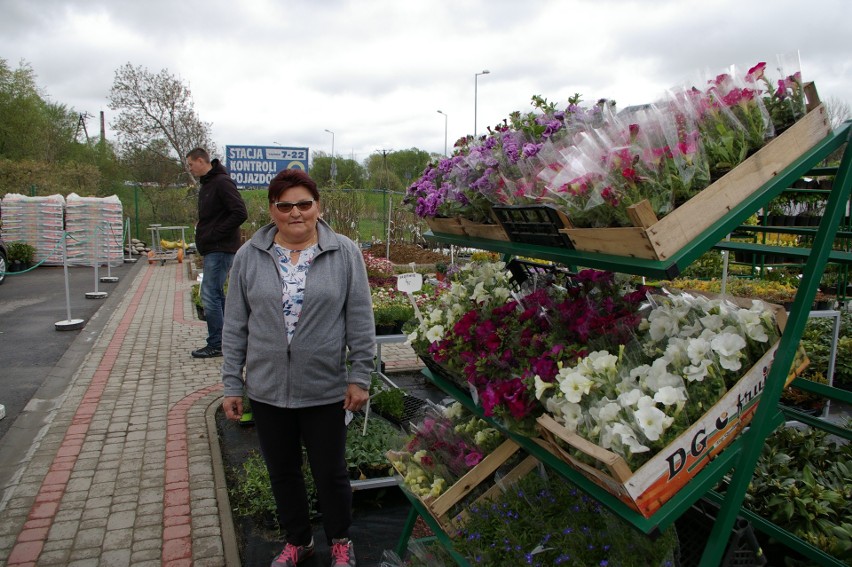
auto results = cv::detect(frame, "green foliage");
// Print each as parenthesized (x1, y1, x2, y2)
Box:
(321, 188, 367, 241)
(227, 450, 279, 524)
(310, 153, 365, 189)
(677, 249, 724, 279)
(228, 449, 317, 529)
(738, 424, 852, 561)
(0, 59, 125, 195)
(800, 312, 852, 388)
(365, 148, 434, 194)
(5, 240, 35, 263)
(373, 303, 414, 327)
(369, 375, 406, 420)
(346, 414, 400, 480)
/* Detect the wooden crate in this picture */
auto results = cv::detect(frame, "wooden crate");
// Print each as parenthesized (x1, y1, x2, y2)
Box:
(560, 99, 830, 260)
(425, 216, 466, 236)
(536, 324, 809, 519)
(389, 439, 539, 532)
(459, 217, 510, 241)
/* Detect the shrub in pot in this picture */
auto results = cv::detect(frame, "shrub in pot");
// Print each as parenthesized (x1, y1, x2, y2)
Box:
(6, 241, 36, 271)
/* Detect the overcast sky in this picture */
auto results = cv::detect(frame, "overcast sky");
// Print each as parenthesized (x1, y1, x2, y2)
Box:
(2, 0, 851, 165)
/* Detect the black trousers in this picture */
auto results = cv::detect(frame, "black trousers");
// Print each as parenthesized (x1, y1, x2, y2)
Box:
(251, 399, 352, 545)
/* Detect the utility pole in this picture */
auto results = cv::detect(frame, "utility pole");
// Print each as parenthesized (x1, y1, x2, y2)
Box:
(378, 149, 393, 243)
(75, 112, 92, 143)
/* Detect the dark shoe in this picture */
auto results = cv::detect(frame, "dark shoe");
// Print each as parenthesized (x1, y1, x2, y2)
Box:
(330, 538, 355, 566)
(191, 345, 222, 358)
(271, 538, 314, 566)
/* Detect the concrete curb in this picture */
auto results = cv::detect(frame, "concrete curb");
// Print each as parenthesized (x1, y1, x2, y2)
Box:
(205, 394, 241, 567)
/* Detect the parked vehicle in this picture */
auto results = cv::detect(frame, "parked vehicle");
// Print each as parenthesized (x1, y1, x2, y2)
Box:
(0, 236, 7, 284)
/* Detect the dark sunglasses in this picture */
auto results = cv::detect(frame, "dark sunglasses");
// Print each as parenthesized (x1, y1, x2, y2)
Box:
(273, 199, 315, 213)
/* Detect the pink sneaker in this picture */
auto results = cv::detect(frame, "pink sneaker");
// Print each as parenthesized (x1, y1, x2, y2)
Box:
(330, 538, 356, 566)
(271, 537, 314, 566)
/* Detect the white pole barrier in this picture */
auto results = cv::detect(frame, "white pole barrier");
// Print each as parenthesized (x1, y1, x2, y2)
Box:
(85, 225, 107, 299)
(124, 216, 138, 263)
(55, 231, 85, 331)
(101, 220, 119, 283)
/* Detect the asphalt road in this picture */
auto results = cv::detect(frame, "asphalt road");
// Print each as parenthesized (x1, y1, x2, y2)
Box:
(0, 258, 144, 442)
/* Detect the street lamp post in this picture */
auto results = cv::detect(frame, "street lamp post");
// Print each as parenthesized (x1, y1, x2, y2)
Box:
(324, 129, 335, 185)
(437, 110, 448, 156)
(474, 69, 490, 138)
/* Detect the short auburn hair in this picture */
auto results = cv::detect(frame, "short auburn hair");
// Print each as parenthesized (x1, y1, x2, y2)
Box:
(268, 169, 320, 203)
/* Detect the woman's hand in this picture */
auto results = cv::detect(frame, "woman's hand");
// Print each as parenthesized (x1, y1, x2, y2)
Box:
(222, 396, 243, 421)
(343, 384, 369, 412)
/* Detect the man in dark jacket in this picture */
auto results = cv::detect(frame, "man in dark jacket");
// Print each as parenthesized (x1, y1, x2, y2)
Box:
(186, 147, 248, 358)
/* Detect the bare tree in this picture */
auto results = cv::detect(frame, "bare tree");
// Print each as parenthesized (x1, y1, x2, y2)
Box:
(825, 96, 851, 130)
(108, 63, 215, 184)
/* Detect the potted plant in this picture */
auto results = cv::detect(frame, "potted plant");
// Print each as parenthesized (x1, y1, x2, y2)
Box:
(373, 302, 413, 335)
(6, 241, 36, 272)
(434, 261, 448, 281)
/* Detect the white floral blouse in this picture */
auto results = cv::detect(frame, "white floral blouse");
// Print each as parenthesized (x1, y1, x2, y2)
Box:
(273, 243, 318, 343)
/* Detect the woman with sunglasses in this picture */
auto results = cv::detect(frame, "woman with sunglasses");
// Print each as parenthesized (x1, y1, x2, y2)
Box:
(220, 169, 374, 567)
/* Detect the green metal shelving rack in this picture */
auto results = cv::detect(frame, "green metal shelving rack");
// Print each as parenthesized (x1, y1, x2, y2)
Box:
(394, 121, 852, 566)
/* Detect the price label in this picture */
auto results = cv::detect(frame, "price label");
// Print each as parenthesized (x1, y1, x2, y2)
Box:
(396, 272, 423, 293)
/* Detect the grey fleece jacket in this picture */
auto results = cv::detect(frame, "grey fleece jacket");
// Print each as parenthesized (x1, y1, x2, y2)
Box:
(221, 221, 376, 408)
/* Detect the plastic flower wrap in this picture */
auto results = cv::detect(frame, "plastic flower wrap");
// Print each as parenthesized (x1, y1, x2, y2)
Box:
(535, 288, 782, 470)
(387, 402, 506, 501)
(746, 54, 808, 133)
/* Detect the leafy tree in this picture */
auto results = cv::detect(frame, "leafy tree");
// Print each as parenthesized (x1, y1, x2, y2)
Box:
(364, 148, 432, 193)
(311, 151, 366, 189)
(0, 58, 80, 163)
(108, 63, 215, 184)
(0, 58, 125, 196)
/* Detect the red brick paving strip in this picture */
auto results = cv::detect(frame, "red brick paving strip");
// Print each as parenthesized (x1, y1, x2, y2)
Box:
(6, 266, 155, 565)
(161, 382, 222, 566)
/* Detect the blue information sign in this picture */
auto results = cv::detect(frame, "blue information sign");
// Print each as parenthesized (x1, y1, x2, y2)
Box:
(225, 145, 309, 188)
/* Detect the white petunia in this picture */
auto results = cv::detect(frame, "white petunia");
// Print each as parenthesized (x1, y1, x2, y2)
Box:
(700, 313, 724, 332)
(589, 351, 619, 374)
(686, 337, 713, 365)
(425, 325, 445, 343)
(533, 374, 554, 400)
(737, 309, 770, 342)
(645, 359, 683, 391)
(649, 313, 677, 342)
(618, 388, 643, 408)
(654, 386, 687, 406)
(611, 422, 650, 454)
(470, 282, 489, 303)
(718, 355, 743, 372)
(492, 286, 512, 303)
(711, 332, 747, 358)
(558, 370, 594, 403)
(683, 359, 713, 382)
(634, 404, 672, 441)
(405, 330, 418, 345)
(595, 401, 622, 425)
(548, 399, 582, 431)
